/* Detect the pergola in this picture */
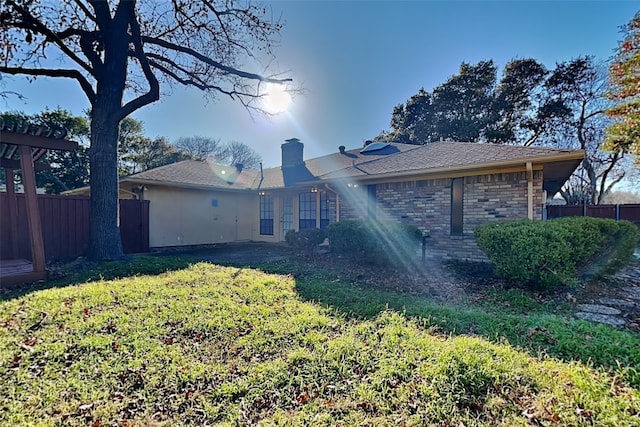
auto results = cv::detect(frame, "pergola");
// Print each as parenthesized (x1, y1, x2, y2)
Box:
(0, 124, 79, 288)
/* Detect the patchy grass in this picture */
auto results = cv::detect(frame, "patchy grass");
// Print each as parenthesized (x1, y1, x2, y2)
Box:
(1, 258, 639, 426)
(261, 258, 640, 388)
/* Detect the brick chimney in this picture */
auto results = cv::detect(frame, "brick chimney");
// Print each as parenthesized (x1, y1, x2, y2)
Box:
(281, 138, 304, 168)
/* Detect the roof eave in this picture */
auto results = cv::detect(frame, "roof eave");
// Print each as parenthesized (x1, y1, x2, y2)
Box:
(327, 151, 585, 183)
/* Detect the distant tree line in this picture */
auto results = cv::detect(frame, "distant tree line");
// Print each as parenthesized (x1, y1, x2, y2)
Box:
(0, 109, 261, 194)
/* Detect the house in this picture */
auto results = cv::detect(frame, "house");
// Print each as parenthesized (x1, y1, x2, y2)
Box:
(66, 138, 584, 260)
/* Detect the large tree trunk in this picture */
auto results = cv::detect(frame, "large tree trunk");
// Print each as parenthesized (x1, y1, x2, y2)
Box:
(86, 10, 130, 261)
(88, 99, 125, 260)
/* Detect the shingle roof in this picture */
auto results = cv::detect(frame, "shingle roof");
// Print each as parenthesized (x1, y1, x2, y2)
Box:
(121, 142, 583, 191)
(318, 142, 579, 179)
(126, 159, 259, 190)
(257, 141, 582, 186)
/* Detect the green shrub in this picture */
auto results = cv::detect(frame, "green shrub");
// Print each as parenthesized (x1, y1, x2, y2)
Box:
(475, 217, 639, 290)
(285, 228, 327, 252)
(327, 220, 422, 266)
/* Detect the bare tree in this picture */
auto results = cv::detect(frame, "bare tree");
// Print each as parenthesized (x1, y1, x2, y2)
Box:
(174, 135, 222, 160)
(544, 57, 626, 204)
(218, 140, 262, 169)
(1, 0, 291, 259)
(172, 136, 262, 169)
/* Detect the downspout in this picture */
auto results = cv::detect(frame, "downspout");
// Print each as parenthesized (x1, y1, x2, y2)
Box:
(324, 183, 340, 222)
(526, 162, 534, 220)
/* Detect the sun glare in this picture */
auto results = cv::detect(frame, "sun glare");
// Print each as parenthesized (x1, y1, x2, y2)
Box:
(263, 83, 292, 114)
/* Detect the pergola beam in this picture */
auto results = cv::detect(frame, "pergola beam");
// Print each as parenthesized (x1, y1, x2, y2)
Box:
(1, 158, 50, 171)
(1, 132, 79, 151)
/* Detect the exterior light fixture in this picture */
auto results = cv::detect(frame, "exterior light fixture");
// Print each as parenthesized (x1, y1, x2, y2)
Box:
(347, 183, 359, 188)
(311, 187, 318, 193)
(258, 191, 265, 196)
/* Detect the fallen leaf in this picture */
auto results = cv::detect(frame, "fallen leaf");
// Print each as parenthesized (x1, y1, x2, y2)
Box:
(296, 392, 309, 405)
(9, 355, 21, 368)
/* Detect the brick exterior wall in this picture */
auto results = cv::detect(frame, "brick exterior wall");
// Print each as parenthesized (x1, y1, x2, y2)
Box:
(337, 170, 544, 261)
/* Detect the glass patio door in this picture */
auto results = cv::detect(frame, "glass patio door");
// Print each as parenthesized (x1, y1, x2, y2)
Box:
(281, 196, 294, 239)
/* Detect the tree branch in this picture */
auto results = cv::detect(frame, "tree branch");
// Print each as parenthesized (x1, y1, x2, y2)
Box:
(0, 66, 95, 103)
(73, 0, 97, 23)
(7, 0, 95, 77)
(117, 7, 160, 121)
(141, 35, 292, 84)
(147, 59, 240, 99)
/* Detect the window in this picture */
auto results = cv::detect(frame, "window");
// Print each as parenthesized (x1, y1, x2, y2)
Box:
(320, 192, 330, 229)
(367, 185, 376, 219)
(299, 192, 316, 229)
(451, 178, 464, 235)
(260, 194, 274, 235)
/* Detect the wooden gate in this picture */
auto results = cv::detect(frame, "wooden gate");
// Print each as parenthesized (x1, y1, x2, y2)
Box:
(119, 199, 150, 254)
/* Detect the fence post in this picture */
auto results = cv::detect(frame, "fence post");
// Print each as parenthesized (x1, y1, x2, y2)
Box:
(583, 203, 587, 217)
(616, 204, 620, 222)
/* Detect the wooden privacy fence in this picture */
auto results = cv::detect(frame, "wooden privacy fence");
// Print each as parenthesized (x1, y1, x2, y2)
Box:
(1, 193, 149, 261)
(546, 204, 640, 227)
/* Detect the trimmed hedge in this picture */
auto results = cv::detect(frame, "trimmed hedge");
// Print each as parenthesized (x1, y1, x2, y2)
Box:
(327, 220, 422, 266)
(285, 228, 327, 252)
(475, 217, 639, 289)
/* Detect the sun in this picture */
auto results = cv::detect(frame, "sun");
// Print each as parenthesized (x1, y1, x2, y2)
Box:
(262, 83, 292, 114)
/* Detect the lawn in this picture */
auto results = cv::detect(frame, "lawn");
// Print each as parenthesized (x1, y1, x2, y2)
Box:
(1, 255, 639, 426)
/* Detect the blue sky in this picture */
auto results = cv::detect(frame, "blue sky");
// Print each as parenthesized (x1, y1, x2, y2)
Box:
(2, 1, 638, 167)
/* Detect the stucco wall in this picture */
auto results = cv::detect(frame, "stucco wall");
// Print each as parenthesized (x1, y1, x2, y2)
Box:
(340, 170, 544, 261)
(144, 185, 256, 248)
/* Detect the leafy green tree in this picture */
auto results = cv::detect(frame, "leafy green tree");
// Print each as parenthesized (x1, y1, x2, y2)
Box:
(1, 0, 290, 260)
(486, 59, 550, 144)
(604, 11, 640, 163)
(380, 57, 627, 203)
(117, 117, 188, 175)
(432, 60, 497, 142)
(125, 136, 190, 174)
(381, 59, 566, 145)
(0, 109, 90, 193)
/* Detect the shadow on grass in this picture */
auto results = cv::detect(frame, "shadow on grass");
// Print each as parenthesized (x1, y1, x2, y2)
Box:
(0, 254, 197, 302)
(258, 257, 640, 388)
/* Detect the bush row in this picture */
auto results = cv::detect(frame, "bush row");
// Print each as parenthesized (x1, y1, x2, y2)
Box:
(475, 217, 639, 289)
(326, 220, 422, 266)
(285, 220, 423, 266)
(285, 228, 327, 252)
